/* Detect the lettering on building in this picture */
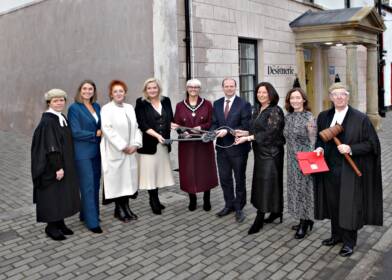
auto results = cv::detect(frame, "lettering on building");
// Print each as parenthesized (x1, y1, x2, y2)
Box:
(267, 65, 295, 76)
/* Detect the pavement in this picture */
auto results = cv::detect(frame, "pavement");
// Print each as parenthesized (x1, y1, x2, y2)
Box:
(0, 112, 391, 280)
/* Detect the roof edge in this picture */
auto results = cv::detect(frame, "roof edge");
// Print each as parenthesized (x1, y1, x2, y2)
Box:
(0, 0, 50, 17)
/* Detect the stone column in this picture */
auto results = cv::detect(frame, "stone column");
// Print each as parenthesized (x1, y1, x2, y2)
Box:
(346, 44, 359, 109)
(153, 0, 179, 99)
(366, 45, 381, 130)
(296, 44, 306, 92)
(321, 46, 331, 110)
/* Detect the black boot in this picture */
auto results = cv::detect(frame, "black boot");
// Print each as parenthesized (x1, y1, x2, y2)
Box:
(156, 189, 165, 210)
(203, 190, 211, 211)
(295, 219, 314, 239)
(248, 211, 264, 235)
(45, 222, 66, 241)
(124, 198, 138, 220)
(264, 212, 283, 224)
(114, 199, 131, 223)
(148, 189, 162, 215)
(56, 220, 74, 235)
(188, 193, 197, 211)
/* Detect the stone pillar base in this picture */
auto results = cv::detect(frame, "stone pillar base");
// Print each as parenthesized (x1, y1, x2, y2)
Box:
(367, 113, 382, 131)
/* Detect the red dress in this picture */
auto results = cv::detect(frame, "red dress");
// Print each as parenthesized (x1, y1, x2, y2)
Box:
(174, 97, 218, 194)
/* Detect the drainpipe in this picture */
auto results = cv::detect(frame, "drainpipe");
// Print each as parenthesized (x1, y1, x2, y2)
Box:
(377, 0, 386, 117)
(184, 0, 192, 81)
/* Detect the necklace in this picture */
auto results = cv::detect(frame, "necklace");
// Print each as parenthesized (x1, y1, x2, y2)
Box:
(183, 98, 204, 117)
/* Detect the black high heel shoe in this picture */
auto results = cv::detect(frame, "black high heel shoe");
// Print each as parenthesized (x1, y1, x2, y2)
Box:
(294, 219, 314, 239)
(90, 226, 103, 234)
(248, 211, 264, 235)
(264, 213, 283, 224)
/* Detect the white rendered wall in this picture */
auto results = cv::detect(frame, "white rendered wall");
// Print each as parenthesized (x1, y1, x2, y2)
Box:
(383, 10, 392, 107)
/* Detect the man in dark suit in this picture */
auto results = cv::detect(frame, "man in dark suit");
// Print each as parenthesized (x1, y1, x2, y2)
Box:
(212, 78, 252, 223)
(314, 82, 383, 257)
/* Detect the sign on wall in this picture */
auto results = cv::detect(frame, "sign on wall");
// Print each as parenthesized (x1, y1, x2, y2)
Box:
(328, 66, 335, 75)
(266, 65, 295, 76)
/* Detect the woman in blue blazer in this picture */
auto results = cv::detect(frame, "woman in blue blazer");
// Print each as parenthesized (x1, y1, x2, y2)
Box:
(68, 80, 102, 233)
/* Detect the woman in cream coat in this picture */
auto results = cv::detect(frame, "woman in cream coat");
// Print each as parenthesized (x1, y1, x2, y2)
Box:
(100, 80, 142, 223)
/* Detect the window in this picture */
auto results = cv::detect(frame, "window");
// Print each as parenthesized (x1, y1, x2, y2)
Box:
(239, 39, 257, 106)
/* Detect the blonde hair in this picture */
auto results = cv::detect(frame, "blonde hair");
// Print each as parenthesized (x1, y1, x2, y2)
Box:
(142, 78, 162, 100)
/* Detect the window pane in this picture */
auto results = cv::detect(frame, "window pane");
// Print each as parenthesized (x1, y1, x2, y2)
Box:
(240, 76, 254, 93)
(239, 39, 257, 106)
(240, 76, 249, 92)
(247, 59, 255, 75)
(246, 44, 255, 59)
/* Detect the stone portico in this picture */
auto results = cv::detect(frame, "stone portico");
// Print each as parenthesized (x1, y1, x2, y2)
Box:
(290, 7, 386, 129)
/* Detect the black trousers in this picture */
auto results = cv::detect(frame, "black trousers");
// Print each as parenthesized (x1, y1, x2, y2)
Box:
(324, 170, 357, 247)
(217, 151, 248, 211)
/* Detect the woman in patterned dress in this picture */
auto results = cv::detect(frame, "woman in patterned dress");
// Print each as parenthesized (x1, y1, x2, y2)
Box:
(284, 88, 317, 239)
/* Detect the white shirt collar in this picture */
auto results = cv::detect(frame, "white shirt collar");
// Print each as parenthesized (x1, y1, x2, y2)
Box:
(330, 106, 349, 127)
(47, 107, 67, 127)
(225, 95, 236, 102)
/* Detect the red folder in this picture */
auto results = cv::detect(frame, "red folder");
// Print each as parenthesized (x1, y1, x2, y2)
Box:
(296, 152, 329, 175)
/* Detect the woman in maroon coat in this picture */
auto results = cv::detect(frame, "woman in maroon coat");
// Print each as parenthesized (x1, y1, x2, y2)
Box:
(174, 79, 218, 211)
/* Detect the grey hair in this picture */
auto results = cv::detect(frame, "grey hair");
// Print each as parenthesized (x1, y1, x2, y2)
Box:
(186, 79, 202, 88)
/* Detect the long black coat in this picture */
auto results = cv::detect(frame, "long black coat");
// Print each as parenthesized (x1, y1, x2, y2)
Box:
(314, 107, 383, 230)
(250, 105, 285, 212)
(31, 113, 80, 222)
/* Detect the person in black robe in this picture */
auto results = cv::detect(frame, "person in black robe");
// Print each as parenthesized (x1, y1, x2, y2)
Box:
(31, 89, 80, 241)
(314, 82, 383, 257)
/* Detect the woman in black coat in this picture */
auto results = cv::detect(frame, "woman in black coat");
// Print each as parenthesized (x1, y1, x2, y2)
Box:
(135, 78, 175, 215)
(235, 82, 285, 235)
(31, 89, 80, 241)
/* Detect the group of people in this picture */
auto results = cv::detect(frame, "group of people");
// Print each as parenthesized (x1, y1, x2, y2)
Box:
(31, 77, 383, 258)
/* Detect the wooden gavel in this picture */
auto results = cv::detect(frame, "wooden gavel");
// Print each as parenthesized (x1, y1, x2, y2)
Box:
(319, 124, 362, 177)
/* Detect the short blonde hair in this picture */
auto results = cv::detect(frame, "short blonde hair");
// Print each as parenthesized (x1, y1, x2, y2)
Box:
(142, 78, 162, 100)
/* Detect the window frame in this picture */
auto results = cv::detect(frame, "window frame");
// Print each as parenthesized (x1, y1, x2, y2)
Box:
(238, 38, 258, 106)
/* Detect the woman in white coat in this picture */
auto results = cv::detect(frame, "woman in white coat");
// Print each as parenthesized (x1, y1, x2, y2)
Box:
(100, 80, 142, 223)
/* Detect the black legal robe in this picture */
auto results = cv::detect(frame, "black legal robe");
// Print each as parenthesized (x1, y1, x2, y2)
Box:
(31, 112, 80, 222)
(314, 106, 383, 230)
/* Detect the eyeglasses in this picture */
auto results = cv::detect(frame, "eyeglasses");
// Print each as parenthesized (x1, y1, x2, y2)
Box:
(187, 86, 200, 89)
(330, 92, 348, 98)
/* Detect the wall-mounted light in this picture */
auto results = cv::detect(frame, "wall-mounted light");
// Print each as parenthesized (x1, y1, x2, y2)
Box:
(324, 42, 333, 45)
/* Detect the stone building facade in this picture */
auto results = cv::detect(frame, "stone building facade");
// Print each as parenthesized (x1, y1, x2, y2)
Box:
(0, 0, 386, 134)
